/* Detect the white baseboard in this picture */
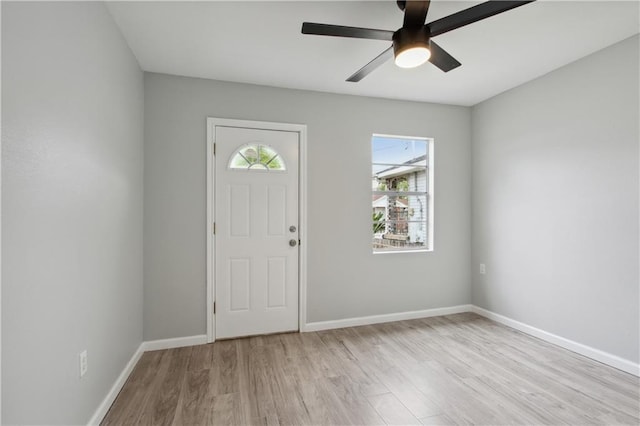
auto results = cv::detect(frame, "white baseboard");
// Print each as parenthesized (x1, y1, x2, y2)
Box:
(87, 334, 208, 425)
(87, 342, 145, 425)
(470, 306, 640, 377)
(304, 304, 474, 332)
(141, 334, 208, 352)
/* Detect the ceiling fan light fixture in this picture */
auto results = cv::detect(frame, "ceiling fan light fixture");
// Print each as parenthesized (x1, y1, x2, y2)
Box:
(393, 27, 431, 68)
(395, 45, 431, 68)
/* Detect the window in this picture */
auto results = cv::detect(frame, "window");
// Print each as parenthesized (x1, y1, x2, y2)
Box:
(372, 135, 433, 253)
(228, 143, 286, 171)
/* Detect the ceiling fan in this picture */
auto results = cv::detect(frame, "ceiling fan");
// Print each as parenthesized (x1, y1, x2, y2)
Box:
(301, 0, 535, 82)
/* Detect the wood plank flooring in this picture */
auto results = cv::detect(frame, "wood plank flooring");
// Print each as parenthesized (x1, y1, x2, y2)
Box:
(102, 313, 639, 425)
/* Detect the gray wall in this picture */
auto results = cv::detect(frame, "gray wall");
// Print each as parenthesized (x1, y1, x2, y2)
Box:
(144, 73, 471, 340)
(2, 2, 144, 424)
(471, 35, 639, 363)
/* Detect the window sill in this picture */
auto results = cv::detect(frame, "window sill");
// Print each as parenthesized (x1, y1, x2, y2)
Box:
(373, 249, 433, 255)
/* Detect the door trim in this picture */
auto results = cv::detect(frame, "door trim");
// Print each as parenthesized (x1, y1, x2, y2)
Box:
(206, 117, 308, 343)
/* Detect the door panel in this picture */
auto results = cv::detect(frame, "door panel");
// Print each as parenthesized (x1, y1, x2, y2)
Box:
(229, 185, 250, 236)
(267, 257, 287, 308)
(267, 185, 286, 236)
(215, 126, 299, 339)
(229, 258, 250, 311)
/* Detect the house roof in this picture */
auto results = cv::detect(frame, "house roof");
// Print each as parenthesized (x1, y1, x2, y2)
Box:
(375, 155, 427, 180)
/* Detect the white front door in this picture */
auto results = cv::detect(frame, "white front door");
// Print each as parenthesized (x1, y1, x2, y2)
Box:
(214, 125, 299, 339)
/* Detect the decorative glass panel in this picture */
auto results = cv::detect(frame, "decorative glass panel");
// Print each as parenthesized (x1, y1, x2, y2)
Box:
(228, 143, 286, 171)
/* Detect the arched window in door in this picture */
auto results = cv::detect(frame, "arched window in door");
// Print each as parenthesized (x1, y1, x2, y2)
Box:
(228, 143, 286, 171)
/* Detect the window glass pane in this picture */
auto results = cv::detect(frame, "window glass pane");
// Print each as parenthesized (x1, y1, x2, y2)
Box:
(372, 194, 427, 245)
(229, 144, 286, 171)
(231, 155, 251, 168)
(372, 135, 430, 253)
(372, 136, 427, 165)
(241, 145, 259, 163)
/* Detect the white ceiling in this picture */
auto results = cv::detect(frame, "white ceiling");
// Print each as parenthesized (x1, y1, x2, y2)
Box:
(106, 1, 639, 106)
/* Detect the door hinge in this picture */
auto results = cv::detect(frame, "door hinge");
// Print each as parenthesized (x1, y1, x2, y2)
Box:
(213, 301, 216, 314)
(213, 143, 216, 155)
(213, 222, 216, 234)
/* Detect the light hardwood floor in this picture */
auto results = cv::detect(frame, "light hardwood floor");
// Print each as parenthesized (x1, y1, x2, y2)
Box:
(102, 313, 639, 425)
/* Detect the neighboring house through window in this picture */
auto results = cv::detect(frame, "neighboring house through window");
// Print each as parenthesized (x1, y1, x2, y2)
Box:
(372, 134, 433, 252)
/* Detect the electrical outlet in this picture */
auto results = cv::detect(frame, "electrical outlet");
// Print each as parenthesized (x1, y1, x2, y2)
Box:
(79, 350, 88, 378)
(479, 263, 486, 275)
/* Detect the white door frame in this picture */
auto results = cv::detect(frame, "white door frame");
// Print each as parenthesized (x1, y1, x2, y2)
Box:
(206, 117, 308, 343)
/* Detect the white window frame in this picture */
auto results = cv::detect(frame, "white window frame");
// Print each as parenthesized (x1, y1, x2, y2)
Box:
(371, 134, 434, 254)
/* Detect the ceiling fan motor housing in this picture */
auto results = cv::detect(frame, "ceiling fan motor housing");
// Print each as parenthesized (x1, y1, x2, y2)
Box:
(392, 26, 431, 64)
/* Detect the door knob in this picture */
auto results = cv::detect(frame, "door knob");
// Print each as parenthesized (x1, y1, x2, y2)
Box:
(289, 239, 298, 247)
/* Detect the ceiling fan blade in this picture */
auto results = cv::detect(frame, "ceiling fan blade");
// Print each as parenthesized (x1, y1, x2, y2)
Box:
(302, 22, 393, 41)
(346, 46, 394, 82)
(403, 1, 431, 29)
(427, 0, 535, 38)
(428, 40, 461, 72)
